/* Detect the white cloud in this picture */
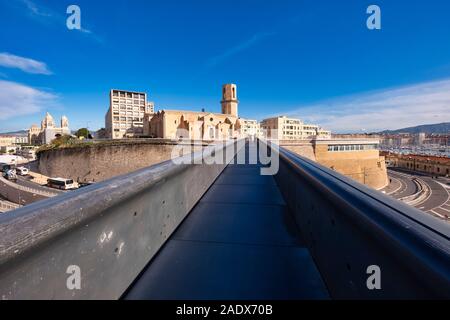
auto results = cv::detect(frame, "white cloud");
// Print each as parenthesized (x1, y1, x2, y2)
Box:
(80, 27, 92, 34)
(15, 0, 102, 42)
(21, 0, 51, 17)
(283, 79, 450, 133)
(0, 53, 52, 75)
(0, 80, 57, 120)
(206, 32, 276, 68)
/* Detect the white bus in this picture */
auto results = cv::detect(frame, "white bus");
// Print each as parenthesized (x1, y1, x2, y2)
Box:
(47, 178, 77, 190)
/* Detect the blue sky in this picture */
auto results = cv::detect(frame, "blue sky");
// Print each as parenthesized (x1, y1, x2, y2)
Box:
(1, 0, 450, 132)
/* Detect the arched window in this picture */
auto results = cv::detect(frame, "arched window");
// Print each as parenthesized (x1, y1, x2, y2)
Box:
(208, 126, 215, 139)
(232, 87, 236, 99)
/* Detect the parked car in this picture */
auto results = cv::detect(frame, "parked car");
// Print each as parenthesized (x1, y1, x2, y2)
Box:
(16, 167, 29, 176)
(0, 163, 11, 174)
(5, 169, 17, 181)
(78, 182, 93, 188)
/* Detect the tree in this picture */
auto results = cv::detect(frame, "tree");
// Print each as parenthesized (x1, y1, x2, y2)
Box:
(75, 128, 90, 139)
(50, 134, 76, 146)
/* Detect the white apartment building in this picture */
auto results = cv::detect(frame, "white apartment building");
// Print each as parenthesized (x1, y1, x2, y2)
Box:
(0, 136, 16, 147)
(105, 89, 154, 139)
(15, 136, 29, 144)
(260, 116, 331, 140)
(241, 119, 262, 138)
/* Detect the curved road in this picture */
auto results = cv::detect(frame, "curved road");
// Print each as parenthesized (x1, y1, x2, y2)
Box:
(384, 168, 450, 221)
(15, 175, 64, 194)
(0, 173, 63, 207)
(387, 170, 418, 199)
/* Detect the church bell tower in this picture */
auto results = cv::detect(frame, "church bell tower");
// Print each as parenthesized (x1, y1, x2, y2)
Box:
(221, 84, 238, 117)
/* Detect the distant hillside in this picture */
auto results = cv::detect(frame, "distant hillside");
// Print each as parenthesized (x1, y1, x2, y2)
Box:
(379, 122, 450, 134)
(0, 130, 28, 136)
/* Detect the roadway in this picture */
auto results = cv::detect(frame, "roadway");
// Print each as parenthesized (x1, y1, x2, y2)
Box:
(383, 168, 450, 221)
(124, 141, 330, 299)
(0, 172, 61, 206)
(0, 176, 50, 206)
(15, 175, 63, 194)
(386, 170, 418, 199)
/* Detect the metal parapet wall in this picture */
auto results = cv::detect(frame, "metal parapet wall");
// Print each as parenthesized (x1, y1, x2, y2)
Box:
(262, 139, 450, 299)
(0, 140, 243, 299)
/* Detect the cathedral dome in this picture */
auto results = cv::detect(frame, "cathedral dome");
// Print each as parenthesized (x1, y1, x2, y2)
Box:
(61, 115, 69, 128)
(42, 112, 55, 128)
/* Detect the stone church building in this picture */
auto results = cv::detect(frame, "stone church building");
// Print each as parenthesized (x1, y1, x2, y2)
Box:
(144, 84, 243, 140)
(28, 112, 71, 145)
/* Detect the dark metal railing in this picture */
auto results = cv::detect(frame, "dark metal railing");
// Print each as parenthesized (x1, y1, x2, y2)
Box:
(0, 140, 241, 299)
(263, 139, 450, 299)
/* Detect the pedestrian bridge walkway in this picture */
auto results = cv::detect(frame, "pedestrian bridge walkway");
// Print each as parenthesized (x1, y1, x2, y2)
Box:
(125, 142, 329, 299)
